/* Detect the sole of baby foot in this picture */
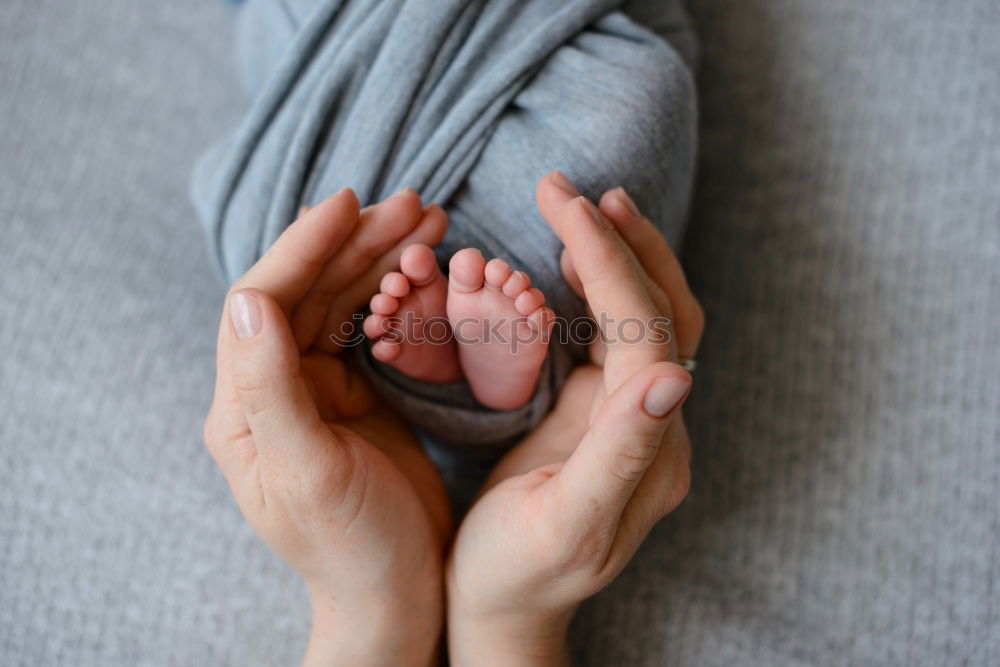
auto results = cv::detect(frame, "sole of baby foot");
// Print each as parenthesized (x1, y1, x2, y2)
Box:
(446, 249, 554, 411)
(364, 244, 461, 383)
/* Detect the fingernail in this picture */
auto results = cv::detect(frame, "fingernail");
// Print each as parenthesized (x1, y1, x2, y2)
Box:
(642, 376, 691, 418)
(550, 170, 579, 196)
(579, 197, 603, 226)
(229, 291, 262, 340)
(393, 186, 416, 197)
(614, 187, 641, 219)
(330, 186, 356, 205)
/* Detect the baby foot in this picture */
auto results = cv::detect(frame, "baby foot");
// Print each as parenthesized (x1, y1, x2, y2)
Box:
(364, 244, 461, 383)
(447, 249, 554, 411)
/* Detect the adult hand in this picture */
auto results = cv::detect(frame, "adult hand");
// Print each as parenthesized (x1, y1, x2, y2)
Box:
(203, 188, 451, 667)
(446, 172, 704, 666)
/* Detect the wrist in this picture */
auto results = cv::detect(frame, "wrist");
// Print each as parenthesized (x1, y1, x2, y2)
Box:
(447, 595, 576, 667)
(304, 583, 443, 667)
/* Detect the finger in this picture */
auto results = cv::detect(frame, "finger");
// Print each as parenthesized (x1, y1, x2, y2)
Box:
(206, 301, 252, 472)
(623, 415, 692, 530)
(232, 188, 360, 313)
(558, 247, 611, 366)
(539, 172, 676, 374)
(593, 415, 692, 575)
(554, 196, 672, 389)
(557, 362, 691, 524)
(599, 188, 705, 358)
(315, 202, 448, 353)
(541, 171, 676, 324)
(535, 169, 580, 226)
(204, 297, 275, 509)
(291, 188, 424, 349)
(559, 247, 584, 300)
(226, 288, 330, 467)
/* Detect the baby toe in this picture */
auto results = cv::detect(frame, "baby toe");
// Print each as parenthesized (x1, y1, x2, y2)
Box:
(370, 293, 399, 315)
(484, 258, 512, 289)
(514, 287, 545, 316)
(502, 270, 531, 298)
(380, 272, 410, 299)
(363, 313, 387, 339)
(371, 338, 402, 363)
(448, 248, 486, 293)
(400, 243, 441, 286)
(529, 306, 556, 334)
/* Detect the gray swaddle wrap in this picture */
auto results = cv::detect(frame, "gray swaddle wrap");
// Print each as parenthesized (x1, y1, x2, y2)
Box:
(193, 0, 697, 458)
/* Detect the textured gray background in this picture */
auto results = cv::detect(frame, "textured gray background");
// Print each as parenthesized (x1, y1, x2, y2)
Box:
(1, 1, 998, 665)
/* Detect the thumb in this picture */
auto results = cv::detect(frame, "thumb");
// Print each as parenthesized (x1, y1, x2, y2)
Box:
(227, 289, 327, 464)
(557, 362, 691, 524)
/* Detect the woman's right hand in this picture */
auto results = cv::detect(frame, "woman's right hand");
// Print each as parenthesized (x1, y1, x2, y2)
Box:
(446, 173, 704, 666)
(203, 188, 451, 667)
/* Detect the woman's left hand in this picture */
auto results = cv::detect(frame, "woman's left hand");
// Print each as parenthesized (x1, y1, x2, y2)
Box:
(446, 173, 704, 666)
